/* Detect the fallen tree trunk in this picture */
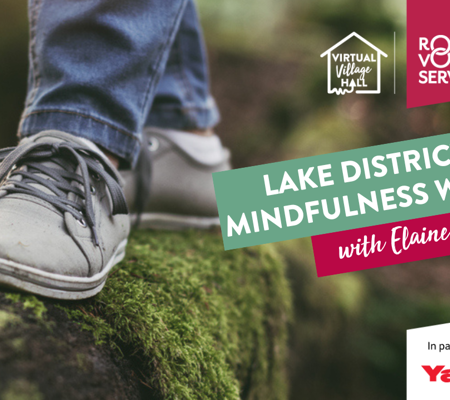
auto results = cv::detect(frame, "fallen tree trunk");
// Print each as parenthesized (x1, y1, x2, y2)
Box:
(0, 230, 291, 400)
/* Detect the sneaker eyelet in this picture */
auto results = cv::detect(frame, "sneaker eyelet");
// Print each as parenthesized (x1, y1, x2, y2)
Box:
(148, 137, 159, 152)
(77, 218, 87, 228)
(91, 173, 101, 181)
(90, 185, 96, 195)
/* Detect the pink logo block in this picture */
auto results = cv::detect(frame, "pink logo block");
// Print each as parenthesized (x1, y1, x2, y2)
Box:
(408, 0, 450, 107)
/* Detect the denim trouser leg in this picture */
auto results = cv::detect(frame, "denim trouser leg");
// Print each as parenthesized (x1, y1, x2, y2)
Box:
(145, 0, 220, 131)
(19, 0, 189, 166)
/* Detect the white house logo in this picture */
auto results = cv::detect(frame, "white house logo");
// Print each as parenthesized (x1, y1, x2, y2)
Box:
(321, 32, 388, 95)
(418, 35, 450, 84)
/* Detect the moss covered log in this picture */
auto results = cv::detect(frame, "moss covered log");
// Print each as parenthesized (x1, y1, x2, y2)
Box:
(0, 230, 291, 400)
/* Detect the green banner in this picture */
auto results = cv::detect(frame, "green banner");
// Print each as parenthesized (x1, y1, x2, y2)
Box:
(213, 133, 450, 250)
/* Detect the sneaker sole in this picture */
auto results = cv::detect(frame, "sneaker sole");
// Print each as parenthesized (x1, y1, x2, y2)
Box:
(0, 239, 128, 300)
(131, 212, 220, 230)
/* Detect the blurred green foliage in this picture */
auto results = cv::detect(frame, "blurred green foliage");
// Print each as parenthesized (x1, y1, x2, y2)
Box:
(1, 1, 450, 400)
(200, 2, 450, 400)
(280, 238, 450, 400)
(0, 0, 28, 149)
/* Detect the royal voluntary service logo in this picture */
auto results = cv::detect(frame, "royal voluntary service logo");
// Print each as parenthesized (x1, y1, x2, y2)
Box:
(321, 32, 388, 95)
(418, 35, 450, 83)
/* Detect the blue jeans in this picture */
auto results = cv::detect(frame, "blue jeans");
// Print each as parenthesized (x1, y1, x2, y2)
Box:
(19, 0, 220, 167)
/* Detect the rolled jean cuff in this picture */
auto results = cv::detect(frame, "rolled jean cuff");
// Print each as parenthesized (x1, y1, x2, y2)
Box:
(19, 109, 141, 167)
(145, 96, 220, 131)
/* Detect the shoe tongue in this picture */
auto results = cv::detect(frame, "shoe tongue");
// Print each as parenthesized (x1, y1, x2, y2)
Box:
(23, 130, 123, 185)
(27, 130, 91, 150)
(31, 131, 108, 161)
(17, 132, 84, 197)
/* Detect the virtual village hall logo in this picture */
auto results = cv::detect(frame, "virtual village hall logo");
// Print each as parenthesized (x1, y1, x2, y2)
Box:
(321, 32, 388, 95)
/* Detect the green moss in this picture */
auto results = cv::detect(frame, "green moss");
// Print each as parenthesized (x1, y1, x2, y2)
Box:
(1, 379, 43, 400)
(0, 310, 21, 330)
(5, 293, 47, 320)
(76, 353, 90, 372)
(2, 231, 290, 399)
(57, 230, 291, 400)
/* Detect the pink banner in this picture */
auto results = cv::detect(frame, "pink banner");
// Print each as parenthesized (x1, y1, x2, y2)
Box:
(312, 213, 450, 277)
(407, 0, 450, 108)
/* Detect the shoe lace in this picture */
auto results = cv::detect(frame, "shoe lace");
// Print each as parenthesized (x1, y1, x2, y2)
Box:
(0, 141, 128, 246)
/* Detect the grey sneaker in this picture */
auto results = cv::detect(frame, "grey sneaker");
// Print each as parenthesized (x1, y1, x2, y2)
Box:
(122, 127, 231, 230)
(0, 130, 130, 300)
